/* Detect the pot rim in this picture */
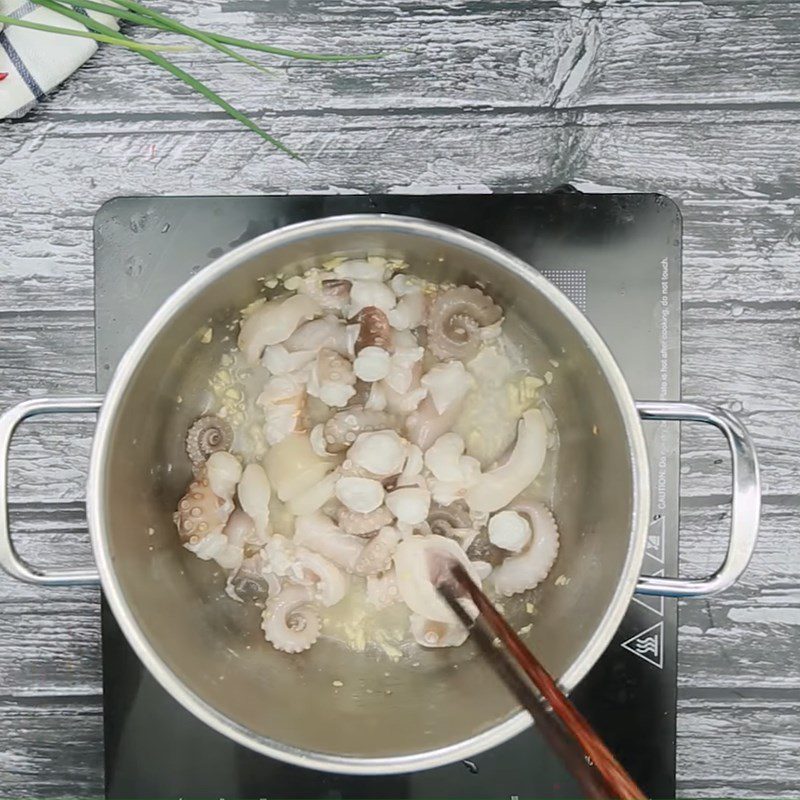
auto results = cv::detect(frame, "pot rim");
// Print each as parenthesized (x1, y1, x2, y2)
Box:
(87, 213, 650, 774)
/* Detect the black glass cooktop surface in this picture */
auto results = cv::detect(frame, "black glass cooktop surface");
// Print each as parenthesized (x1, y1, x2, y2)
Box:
(95, 192, 681, 799)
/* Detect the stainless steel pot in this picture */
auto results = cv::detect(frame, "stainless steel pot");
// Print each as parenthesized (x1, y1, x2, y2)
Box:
(0, 215, 760, 774)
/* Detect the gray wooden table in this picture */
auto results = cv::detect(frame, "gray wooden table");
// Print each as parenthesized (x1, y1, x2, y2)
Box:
(1, 0, 798, 796)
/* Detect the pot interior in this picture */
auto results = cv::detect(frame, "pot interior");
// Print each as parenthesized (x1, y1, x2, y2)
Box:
(95, 218, 642, 767)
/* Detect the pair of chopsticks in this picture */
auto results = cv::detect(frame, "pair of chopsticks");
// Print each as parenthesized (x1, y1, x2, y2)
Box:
(438, 564, 647, 800)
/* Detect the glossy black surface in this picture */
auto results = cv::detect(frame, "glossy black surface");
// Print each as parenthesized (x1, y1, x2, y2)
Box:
(95, 192, 681, 799)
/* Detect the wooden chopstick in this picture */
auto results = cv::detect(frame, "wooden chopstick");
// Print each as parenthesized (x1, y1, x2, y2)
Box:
(438, 563, 647, 800)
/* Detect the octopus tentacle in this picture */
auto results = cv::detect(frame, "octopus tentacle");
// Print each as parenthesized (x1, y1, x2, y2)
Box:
(427, 500, 471, 538)
(337, 504, 394, 536)
(285, 316, 351, 356)
(322, 406, 395, 453)
(307, 348, 356, 408)
(427, 286, 502, 361)
(465, 409, 548, 513)
(238, 294, 320, 363)
(185, 415, 233, 475)
(174, 472, 233, 545)
(293, 511, 365, 572)
(355, 306, 393, 353)
(321, 278, 352, 299)
(366, 569, 402, 609)
(261, 583, 322, 653)
(405, 397, 461, 451)
(294, 547, 348, 606)
(394, 534, 481, 624)
(491, 501, 559, 597)
(354, 525, 400, 575)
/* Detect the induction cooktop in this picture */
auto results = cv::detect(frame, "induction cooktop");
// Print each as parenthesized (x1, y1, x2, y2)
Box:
(95, 191, 681, 799)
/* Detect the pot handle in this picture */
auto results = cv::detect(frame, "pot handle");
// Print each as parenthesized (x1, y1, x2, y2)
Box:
(0, 396, 103, 585)
(634, 400, 760, 598)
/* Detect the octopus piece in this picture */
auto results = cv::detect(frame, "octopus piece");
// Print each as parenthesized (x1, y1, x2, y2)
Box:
(488, 509, 532, 553)
(465, 409, 548, 513)
(365, 381, 388, 411)
(385, 486, 431, 525)
(355, 306, 393, 353)
(337, 504, 394, 536)
(427, 500, 472, 538)
(348, 279, 396, 316)
(334, 258, 388, 282)
(322, 407, 395, 453)
(238, 294, 321, 363)
(420, 360, 474, 415)
(399, 444, 424, 484)
(237, 463, 271, 540)
(262, 345, 316, 376)
(348, 430, 407, 477)
(309, 424, 335, 459)
(185, 415, 233, 475)
(293, 511, 365, 573)
(257, 374, 308, 445)
(206, 451, 242, 501)
(491, 501, 559, 597)
(319, 278, 352, 311)
(394, 534, 481, 624)
(261, 583, 322, 654)
(424, 433, 481, 506)
(287, 471, 338, 517)
(383, 361, 427, 416)
(366, 569, 402, 609)
(410, 613, 469, 649)
(222, 507, 258, 552)
(174, 472, 233, 546)
(294, 547, 348, 607)
(264, 433, 333, 502)
(353, 346, 391, 383)
(388, 291, 427, 331)
(307, 348, 357, 408)
(185, 530, 245, 570)
(285, 315, 352, 357)
(405, 396, 463, 451)
(427, 286, 502, 362)
(335, 476, 385, 514)
(354, 525, 401, 575)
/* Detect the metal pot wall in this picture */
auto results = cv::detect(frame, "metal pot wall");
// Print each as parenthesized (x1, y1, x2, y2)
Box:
(0, 215, 760, 774)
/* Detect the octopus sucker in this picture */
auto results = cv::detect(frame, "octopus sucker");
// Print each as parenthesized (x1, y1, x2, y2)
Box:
(427, 286, 502, 361)
(261, 584, 322, 653)
(185, 415, 233, 474)
(491, 501, 560, 597)
(410, 613, 469, 648)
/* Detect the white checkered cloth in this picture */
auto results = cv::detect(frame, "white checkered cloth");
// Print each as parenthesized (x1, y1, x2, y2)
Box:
(0, 0, 118, 119)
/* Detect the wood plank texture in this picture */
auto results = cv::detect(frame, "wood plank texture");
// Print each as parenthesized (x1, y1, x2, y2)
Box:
(1, 0, 799, 796)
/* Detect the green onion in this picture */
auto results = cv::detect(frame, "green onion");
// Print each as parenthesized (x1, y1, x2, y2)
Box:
(49, 0, 379, 61)
(31, 0, 300, 158)
(0, 11, 189, 52)
(104, 0, 273, 74)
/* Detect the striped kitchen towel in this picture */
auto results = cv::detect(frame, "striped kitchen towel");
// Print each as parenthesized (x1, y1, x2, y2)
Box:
(0, 0, 118, 119)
